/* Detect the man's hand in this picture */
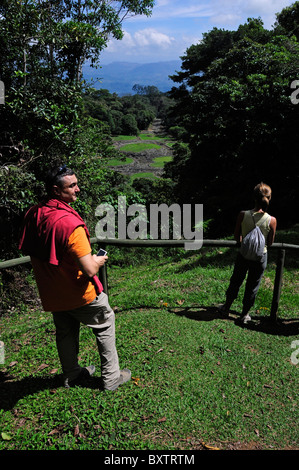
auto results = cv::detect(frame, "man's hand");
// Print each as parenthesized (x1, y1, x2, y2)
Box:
(77, 253, 108, 277)
(92, 254, 108, 268)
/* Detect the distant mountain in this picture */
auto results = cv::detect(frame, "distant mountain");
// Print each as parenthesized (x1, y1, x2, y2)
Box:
(82, 60, 181, 95)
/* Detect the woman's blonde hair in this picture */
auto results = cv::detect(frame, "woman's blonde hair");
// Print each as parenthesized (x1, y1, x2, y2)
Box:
(254, 182, 272, 211)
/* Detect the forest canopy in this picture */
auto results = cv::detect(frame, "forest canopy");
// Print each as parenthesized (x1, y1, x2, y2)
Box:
(164, 11, 299, 235)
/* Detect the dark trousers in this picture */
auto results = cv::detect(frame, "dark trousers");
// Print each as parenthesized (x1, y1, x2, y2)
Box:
(226, 252, 267, 314)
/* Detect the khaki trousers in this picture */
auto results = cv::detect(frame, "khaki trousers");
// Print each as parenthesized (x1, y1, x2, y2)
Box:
(52, 292, 120, 388)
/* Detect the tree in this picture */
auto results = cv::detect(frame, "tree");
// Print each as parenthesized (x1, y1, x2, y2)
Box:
(0, 0, 154, 164)
(0, 0, 154, 85)
(276, 1, 299, 40)
(121, 114, 139, 135)
(165, 18, 299, 234)
(0, 0, 154, 256)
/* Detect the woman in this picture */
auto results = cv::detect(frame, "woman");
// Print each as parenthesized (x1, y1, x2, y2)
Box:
(219, 182, 277, 323)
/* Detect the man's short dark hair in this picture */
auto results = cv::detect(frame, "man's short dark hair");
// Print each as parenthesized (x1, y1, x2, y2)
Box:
(45, 164, 75, 196)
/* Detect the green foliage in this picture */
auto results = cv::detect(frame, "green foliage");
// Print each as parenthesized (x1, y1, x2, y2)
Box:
(0, 0, 154, 85)
(0, 0, 154, 164)
(276, 1, 299, 40)
(164, 142, 190, 183)
(0, 167, 43, 259)
(83, 87, 169, 135)
(0, 0, 154, 259)
(121, 114, 139, 136)
(166, 16, 299, 234)
(2, 79, 83, 167)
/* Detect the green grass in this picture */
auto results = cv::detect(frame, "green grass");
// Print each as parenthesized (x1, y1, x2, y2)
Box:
(139, 133, 173, 142)
(120, 142, 162, 152)
(151, 156, 173, 168)
(130, 172, 158, 181)
(112, 135, 137, 141)
(0, 241, 298, 451)
(112, 133, 173, 142)
(107, 156, 134, 166)
(139, 133, 154, 140)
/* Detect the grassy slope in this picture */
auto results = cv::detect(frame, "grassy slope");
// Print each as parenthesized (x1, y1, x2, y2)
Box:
(108, 133, 173, 177)
(0, 234, 298, 451)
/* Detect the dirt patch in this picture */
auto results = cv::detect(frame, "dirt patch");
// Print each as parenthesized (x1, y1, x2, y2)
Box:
(0, 267, 42, 314)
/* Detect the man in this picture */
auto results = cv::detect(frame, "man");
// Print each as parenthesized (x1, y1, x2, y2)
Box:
(19, 164, 131, 391)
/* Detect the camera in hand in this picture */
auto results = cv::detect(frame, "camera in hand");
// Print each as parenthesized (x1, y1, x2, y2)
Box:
(97, 248, 107, 256)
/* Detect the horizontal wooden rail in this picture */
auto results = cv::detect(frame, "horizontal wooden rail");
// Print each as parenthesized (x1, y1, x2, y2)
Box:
(91, 239, 298, 323)
(1, 238, 298, 323)
(91, 238, 299, 250)
(1, 239, 298, 270)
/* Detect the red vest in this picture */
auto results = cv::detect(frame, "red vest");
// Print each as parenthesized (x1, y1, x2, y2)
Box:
(19, 198, 102, 294)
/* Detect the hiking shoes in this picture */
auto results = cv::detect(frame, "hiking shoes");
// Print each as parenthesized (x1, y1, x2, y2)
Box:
(64, 365, 96, 388)
(100, 369, 132, 391)
(239, 314, 251, 324)
(218, 304, 229, 317)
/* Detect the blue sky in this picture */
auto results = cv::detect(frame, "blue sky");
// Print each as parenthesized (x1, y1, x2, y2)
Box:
(100, 0, 293, 64)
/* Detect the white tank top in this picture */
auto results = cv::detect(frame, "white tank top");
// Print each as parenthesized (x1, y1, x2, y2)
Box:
(241, 210, 271, 252)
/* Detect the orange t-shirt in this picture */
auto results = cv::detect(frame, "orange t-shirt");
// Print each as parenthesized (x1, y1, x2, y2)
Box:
(31, 226, 97, 312)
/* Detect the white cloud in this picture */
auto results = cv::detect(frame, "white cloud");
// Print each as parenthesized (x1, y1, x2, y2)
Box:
(210, 13, 242, 26)
(121, 30, 135, 48)
(105, 28, 175, 57)
(241, 0, 292, 27)
(155, 0, 172, 7)
(152, 0, 292, 26)
(134, 28, 174, 48)
(152, 1, 213, 19)
(242, 0, 290, 14)
(208, 0, 292, 28)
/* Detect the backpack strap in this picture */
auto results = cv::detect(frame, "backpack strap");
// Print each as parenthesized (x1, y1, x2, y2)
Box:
(251, 212, 269, 228)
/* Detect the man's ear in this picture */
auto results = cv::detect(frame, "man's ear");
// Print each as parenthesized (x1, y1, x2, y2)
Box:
(53, 185, 60, 196)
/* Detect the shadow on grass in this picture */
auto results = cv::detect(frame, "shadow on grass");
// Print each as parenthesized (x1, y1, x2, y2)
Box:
(0, 370, 105, 411)
(1, 305, 297, 412)
(0, 372, 60, 411)
(117, 304, 299, 337)
(168, 304, 299, 337)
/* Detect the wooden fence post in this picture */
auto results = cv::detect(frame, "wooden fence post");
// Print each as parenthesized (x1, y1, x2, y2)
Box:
(97, 243, 108, 294)
(98, 264, 108, 294)
(270, 249, 285, 323)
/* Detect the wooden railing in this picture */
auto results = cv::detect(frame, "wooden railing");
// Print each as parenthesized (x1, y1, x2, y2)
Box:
(1, 238, 298, 322)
